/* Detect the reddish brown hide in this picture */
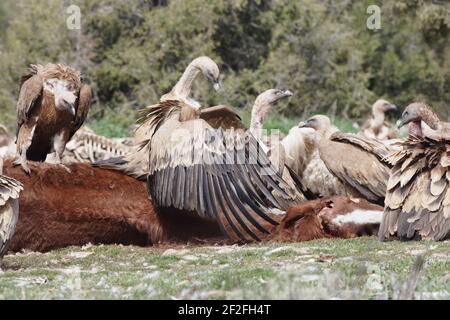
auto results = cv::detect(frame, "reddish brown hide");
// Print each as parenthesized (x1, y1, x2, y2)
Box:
(270, 196, 382, 242)
(4, 161, 382, 253)
(4, 160, 223, 252)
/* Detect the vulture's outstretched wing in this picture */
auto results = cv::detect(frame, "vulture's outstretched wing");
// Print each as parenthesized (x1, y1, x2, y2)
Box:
(16, 65, 44, 128)
(380, 136, 450, 241)
(0, 174, 23, 258)
(200, 105, 246, 130)
(71, 84, 92, 136)
(146, 102, 308, 242)
(318, 134, 391, 204)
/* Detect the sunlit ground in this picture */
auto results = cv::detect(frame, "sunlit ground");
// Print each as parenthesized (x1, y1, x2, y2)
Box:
(0, 237, 448, 299)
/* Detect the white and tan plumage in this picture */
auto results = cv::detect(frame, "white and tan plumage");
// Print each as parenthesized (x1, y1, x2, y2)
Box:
(63, 127, 134, 164)
(0, 158, 23, 267)
(95, 57, 224, 180)
(301, 115, 393, 204)
(13, 63, 92, 173)
(380, 102, 450, 241)
(282, 123, 345, 197)
(360, 99, 397, 140)
(121, 57, 311, 242)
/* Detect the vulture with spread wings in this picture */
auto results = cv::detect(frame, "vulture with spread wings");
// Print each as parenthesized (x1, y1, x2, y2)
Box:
(14, 63, 92, 173)
(143, 99, 312, 242)
(380, 102, 450, 241)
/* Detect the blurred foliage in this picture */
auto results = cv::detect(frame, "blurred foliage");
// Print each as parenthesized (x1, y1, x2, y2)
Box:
(0, 0, 449, 137)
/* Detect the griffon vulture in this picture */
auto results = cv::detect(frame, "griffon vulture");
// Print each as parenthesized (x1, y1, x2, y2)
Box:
(282, 123, 346, 198)
(380, 102, 450, 241)
(139, 58, 312, 242)
(300, 115, 393, 205)
(95, 57, 223, 179)
(360, 99, 397, 140)
(14, 63, 92, 173)
(0, 158, 23, 267)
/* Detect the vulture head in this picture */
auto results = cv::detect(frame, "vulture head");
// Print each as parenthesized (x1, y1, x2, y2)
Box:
(299, 115, 334, 138)
(40, 64, 82, 116)
(192, 56, 221, 91)
(372, 99, 397, 115)
(397, 102, 442, 137)
(252, 89, 293, 123)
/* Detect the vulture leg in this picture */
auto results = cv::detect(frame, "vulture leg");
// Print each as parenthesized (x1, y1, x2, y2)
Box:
(13, 120, 37, 174)
(47, 131, 71, 173)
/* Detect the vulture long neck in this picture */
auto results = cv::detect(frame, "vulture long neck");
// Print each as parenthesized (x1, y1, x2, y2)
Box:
(170, 61, 202, 100)
(372, 108, 385, 130)
(250, 100, 272, 141)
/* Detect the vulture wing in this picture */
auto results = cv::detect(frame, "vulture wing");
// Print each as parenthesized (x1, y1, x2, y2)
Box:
(380, 136, 450, 241)
(71, 84, 92, 137)
(146, 101, 307, 242)
(318, 135, 390, 204)
(0, 174, 23, 258)
(200, 105, 246, 130)
(330, 132, 394, 161)
(16, 65, 44, 128)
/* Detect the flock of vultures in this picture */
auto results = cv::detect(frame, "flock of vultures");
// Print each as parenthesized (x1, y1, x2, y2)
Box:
(0, 56, 449, 267)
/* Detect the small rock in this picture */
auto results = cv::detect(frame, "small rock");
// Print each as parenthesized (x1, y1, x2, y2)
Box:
(162, 248, 190, 256)
(264, 246, 293, 256)
(181, 255, 199, 261)
(68, 251, 93, 259)
(211, 259, 220, 265)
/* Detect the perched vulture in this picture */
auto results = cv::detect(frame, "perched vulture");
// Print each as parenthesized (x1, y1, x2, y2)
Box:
(360, 99, 397, 140)
(301, 115, 393, 205)
(380, 102, 450, 241)
(63, 126, 133, 164)
(0, 158, 23, 267)
(282, 124, 346, 198)
(14, 63, 92, 173)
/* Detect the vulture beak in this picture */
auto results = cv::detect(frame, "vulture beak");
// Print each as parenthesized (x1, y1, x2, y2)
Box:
(68, 104, 76, 116)
(298, 121, 308, 128)
(386, 104, 397, 111)
(396, 119, 405, 129)
(213, 80, 221, 91)
(281, 89, 293, 98)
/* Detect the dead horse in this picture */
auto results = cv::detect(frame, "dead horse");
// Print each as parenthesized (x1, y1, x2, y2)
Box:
(3, 160, 223, 252)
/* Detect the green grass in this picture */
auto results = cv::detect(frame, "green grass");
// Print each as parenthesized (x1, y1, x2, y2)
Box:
(1, 238, 448, 299)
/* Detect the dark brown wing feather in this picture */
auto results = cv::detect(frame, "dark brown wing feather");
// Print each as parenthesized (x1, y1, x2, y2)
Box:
(146, 104, 309, 242)
(70, 84, 92, 137)
(380, 136, 450, 241)
(200, 105, 246, 130)
(16, 65, 44, 128)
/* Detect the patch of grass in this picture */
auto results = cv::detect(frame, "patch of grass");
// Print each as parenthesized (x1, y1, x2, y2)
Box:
(1, 239, 448, 299)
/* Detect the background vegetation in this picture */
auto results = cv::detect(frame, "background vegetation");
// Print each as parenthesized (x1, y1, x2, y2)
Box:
(0, 0, 449, 136)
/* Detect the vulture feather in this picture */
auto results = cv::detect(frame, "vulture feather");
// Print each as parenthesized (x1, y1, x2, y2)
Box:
(301, 115, 394, 205)
(63, 126, 133, 164)
(380, 102, 450, 241)
(14, 63, 92, 173)
(0, 158, 23, 266)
